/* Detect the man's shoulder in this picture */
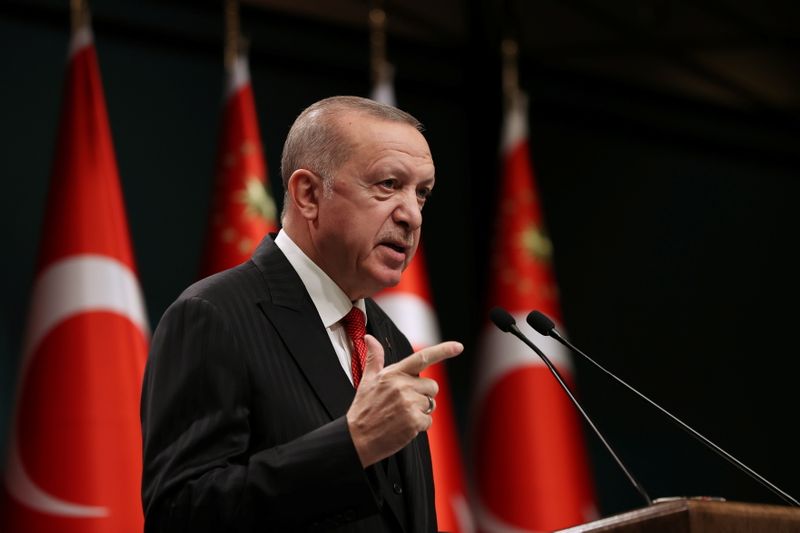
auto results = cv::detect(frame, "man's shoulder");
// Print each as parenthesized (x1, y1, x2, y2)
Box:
(175, 237, 285, 304)
(151, 261, 269, 340)
(183, 262, 260, 301)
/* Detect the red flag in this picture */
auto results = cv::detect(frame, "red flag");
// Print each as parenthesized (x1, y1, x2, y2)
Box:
(471, 94, 596, 532)
(200, 53, 278, 277)
(1, 25, 147, 533)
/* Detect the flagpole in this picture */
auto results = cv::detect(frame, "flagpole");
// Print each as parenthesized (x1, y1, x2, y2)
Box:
(501, 38, 520, 108)
(224, 0, 240, 71)
(369, 1, 389, 88)
(70, 0, 89, 31)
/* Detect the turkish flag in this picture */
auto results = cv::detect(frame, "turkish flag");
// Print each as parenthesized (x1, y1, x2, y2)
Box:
(374, 247, 475, 533)
(199, 53, 278, 278)
(1, 25, 148, 533)
(471, 94, 596, 532)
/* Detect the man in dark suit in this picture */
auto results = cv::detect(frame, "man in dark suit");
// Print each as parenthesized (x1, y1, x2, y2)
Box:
(141, 96, 462, 532)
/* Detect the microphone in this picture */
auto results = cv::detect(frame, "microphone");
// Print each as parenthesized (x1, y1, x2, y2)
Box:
(488, 306, 653, 507)
(527, 310, 800, 508)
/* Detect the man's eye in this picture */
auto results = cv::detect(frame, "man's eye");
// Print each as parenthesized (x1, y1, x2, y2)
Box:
(417, 188, 432, 200)
(379, 179, 397, 189)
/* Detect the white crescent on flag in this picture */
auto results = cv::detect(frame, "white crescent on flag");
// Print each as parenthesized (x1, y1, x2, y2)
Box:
(473, 310, 572, 407)
(5, 255, 148, 517)
(372, 292, 440, 347)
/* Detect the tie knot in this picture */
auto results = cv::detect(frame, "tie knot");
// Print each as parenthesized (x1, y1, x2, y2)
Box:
(342, 307, 366, 339)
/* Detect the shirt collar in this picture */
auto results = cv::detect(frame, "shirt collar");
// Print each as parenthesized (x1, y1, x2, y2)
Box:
(274, 230, 367, 328)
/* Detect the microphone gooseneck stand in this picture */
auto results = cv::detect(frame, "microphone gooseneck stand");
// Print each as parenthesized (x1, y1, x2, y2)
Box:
(526, 310, 800, 508)
(489, 307, 653, 507)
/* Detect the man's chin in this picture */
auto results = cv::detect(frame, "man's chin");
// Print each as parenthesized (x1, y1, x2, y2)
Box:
(373, 268, 404, 291)
(381, 271, 403, 289)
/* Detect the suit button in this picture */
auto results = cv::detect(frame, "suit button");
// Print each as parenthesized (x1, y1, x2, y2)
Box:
(392, 482, 402, 495)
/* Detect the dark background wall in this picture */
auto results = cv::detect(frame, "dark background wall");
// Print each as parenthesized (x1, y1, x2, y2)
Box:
(2, 0, 799, 519)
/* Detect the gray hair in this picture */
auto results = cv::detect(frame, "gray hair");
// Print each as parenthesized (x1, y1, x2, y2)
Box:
(280, 96, 423, 218)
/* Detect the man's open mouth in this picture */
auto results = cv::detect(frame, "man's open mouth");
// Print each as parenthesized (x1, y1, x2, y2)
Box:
(381, 242, 407, 254)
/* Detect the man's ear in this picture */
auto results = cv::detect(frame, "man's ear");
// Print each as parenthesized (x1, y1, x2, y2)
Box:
(286, 169, 322, 220)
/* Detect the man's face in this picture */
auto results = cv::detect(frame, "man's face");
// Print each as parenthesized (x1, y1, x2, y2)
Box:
(312, 112, 435, 300)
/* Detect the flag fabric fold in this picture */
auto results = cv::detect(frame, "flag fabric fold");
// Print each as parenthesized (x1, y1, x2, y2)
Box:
(2, 24, 147, 533)
(471, 93, 596, 532)
(200, 53, 278, 278)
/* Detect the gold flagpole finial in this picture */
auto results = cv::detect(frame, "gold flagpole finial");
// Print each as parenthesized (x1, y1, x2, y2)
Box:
(369, 2, 388, 86)
(224, 0, 241, 70)
(501, 38, 520, 107)
(70, 0, 90, 32)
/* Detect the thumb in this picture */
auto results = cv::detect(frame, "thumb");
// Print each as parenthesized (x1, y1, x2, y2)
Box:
(362, 334, 385, 379)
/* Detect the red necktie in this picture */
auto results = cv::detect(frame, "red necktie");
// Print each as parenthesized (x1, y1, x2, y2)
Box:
(342, 307, 367, 388)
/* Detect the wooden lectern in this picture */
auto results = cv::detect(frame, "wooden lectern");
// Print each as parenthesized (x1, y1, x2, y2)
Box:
(555, 498, 800, 532)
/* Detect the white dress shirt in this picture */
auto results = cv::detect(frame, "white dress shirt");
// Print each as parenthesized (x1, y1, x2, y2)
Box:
(274, 230, 367, 385)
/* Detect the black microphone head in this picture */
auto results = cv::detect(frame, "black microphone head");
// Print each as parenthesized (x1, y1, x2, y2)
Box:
(527, 310, 555, 336)
(489, 307, 517, 333)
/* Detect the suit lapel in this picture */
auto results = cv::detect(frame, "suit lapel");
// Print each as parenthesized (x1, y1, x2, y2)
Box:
(365, 301, 399, 367)
(252, 237, 355, 421)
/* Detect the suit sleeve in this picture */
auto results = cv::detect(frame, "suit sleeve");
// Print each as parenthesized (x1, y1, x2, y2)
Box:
(141, 296, 380, 532)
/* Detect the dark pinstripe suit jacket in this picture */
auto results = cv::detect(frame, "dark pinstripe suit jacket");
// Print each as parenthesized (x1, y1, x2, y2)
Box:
(141, 236, 437, 532)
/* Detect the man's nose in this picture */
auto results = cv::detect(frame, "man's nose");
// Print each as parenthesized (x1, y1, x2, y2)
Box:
(392, 190, 423, 230)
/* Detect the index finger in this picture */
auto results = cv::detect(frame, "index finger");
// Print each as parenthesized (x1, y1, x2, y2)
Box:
(390, 341, 464, 376)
